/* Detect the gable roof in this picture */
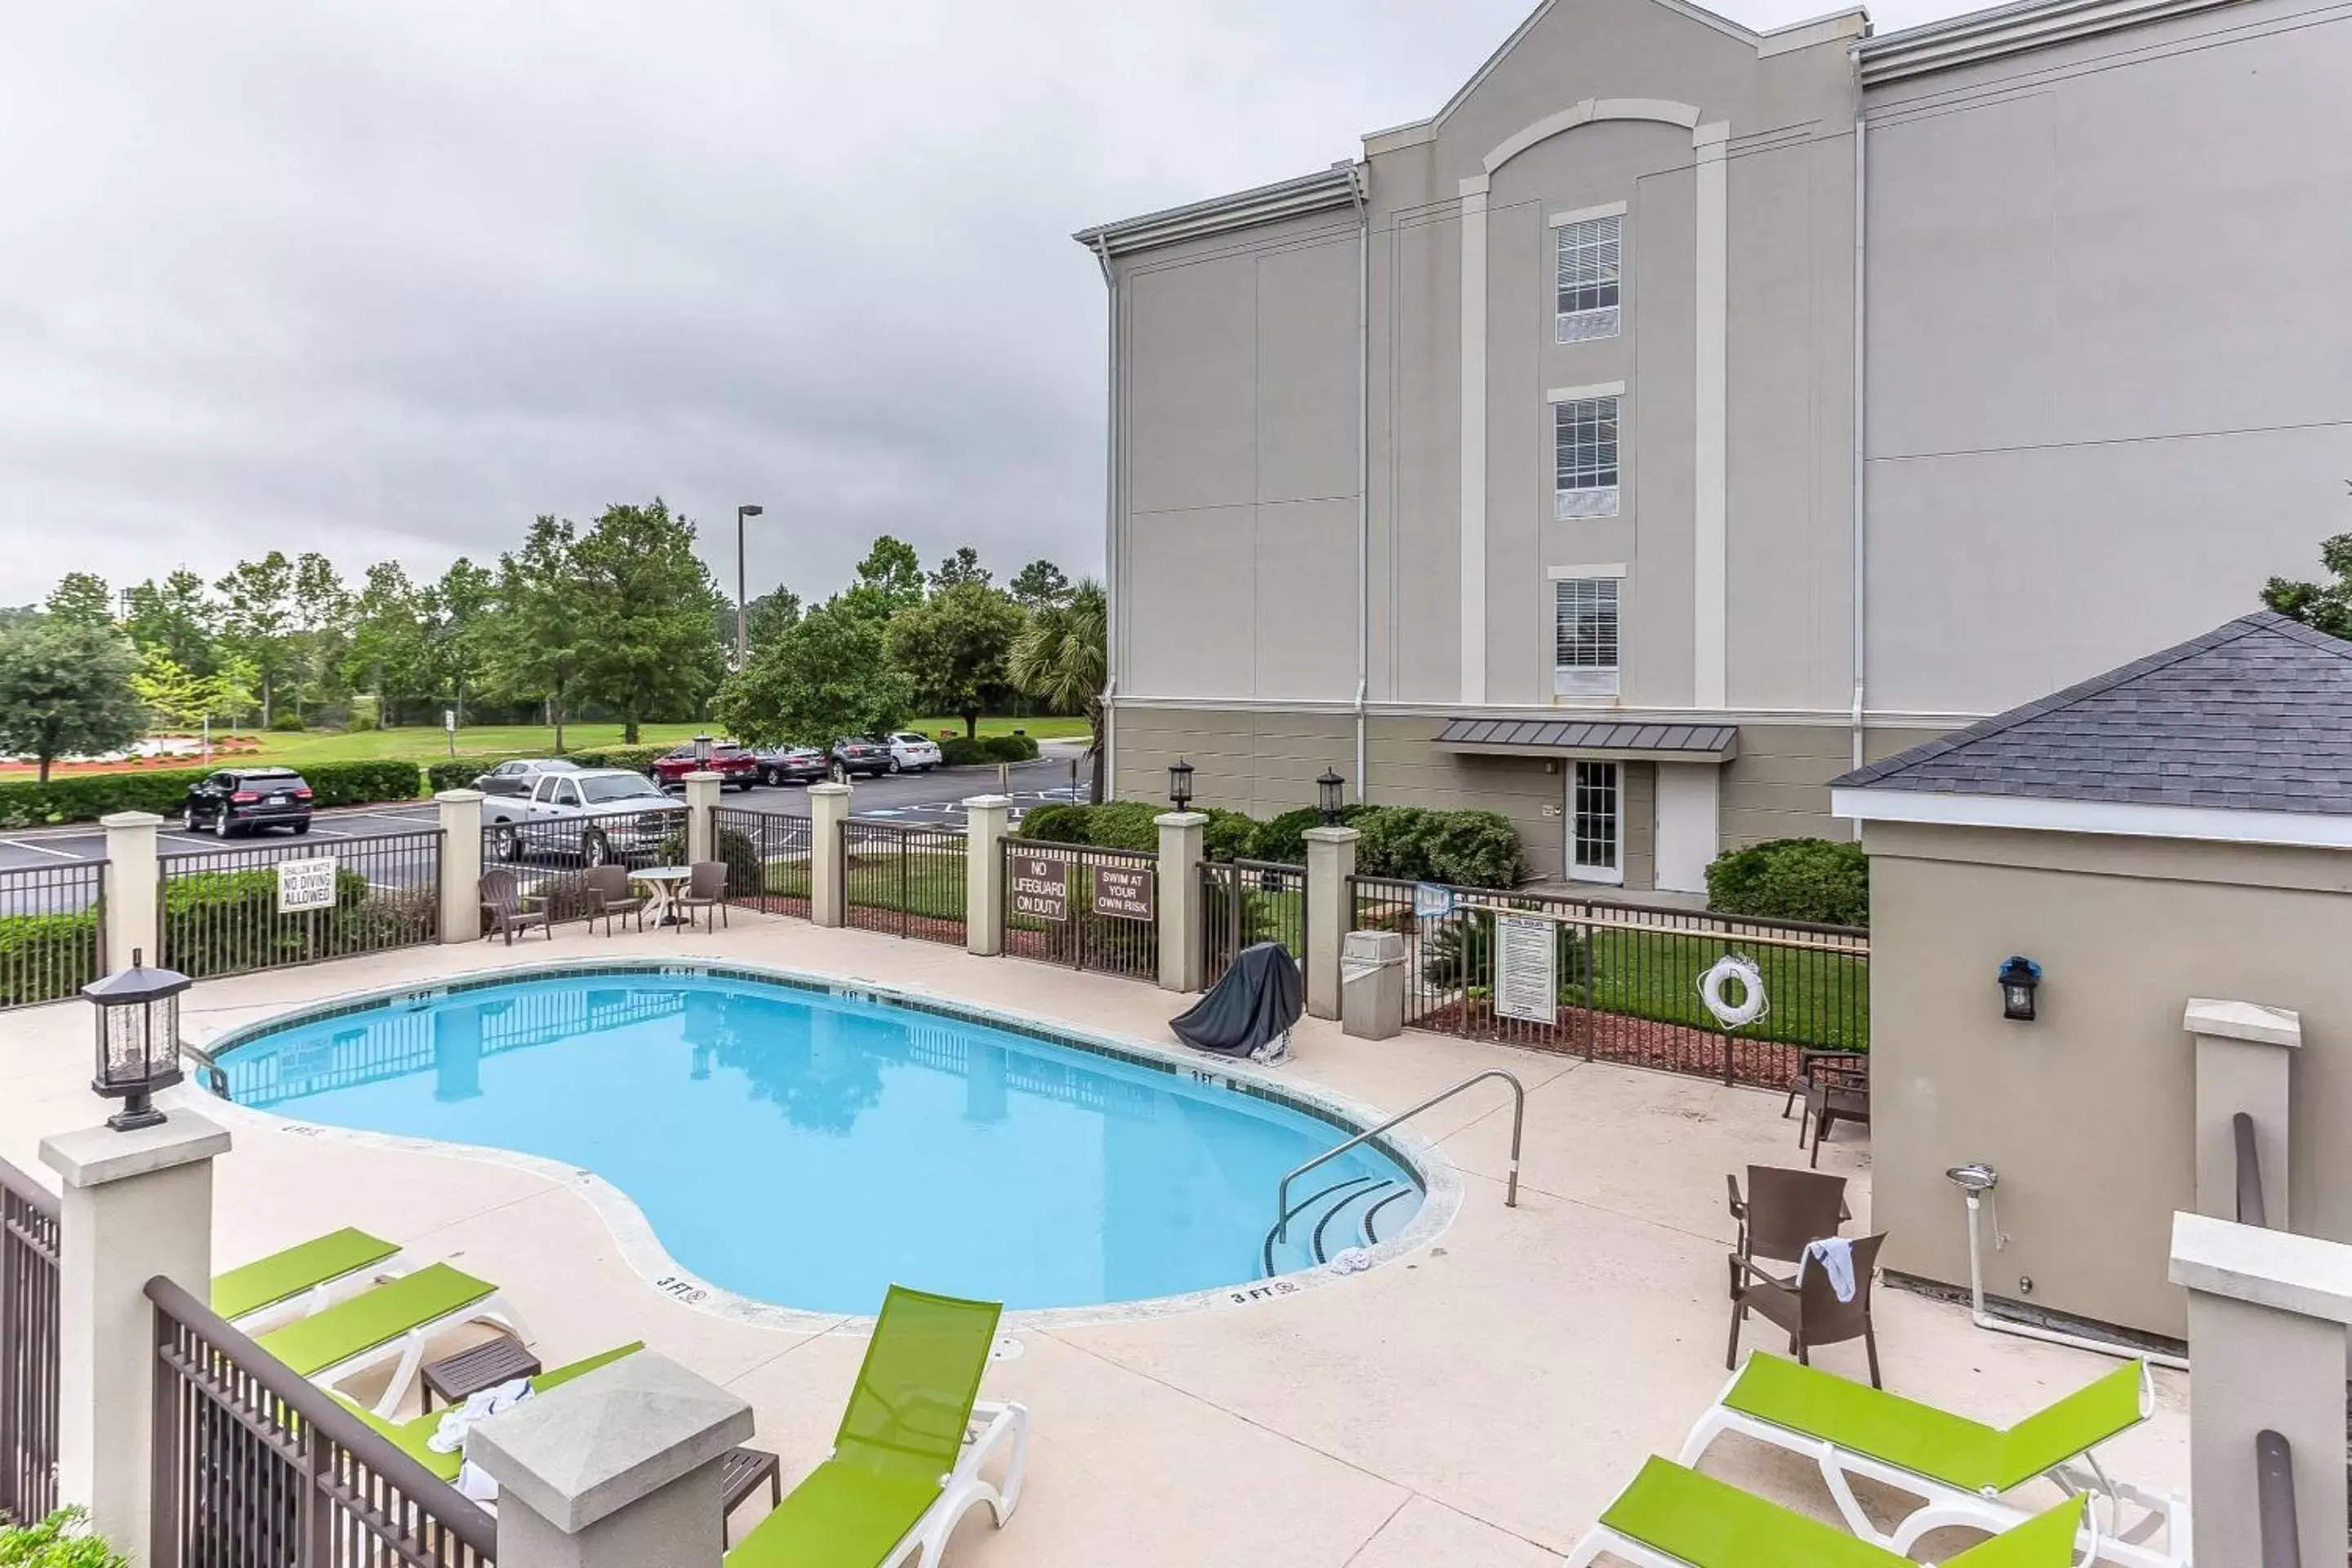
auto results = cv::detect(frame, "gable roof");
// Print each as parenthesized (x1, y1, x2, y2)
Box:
(1834, 611, 2352, 816)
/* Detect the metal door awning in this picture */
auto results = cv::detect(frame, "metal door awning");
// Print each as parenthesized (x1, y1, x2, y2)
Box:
(1433, 718, 1739, 761)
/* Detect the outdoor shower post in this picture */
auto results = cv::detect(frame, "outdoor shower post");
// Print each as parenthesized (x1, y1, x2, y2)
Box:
(683, 772, 721, 866)
(98, 811, 162, 972)
(472, 1351, 753, 1568)
(964, 795, 1011, 956)
(1154, 811, 1205, 992)
(436, 789, 484, 943)
(1302, 825, 1359, 1020)
(808, 782, 852, 928)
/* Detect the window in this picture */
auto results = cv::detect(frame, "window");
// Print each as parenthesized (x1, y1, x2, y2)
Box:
(1553, 395, 1620, 519)
(1553, 577, 1620, 698)
(1555, 214, 1622, 343)
(1570, 761, 1623, 883)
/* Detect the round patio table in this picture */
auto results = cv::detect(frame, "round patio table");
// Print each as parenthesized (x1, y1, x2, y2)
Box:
(629, 865, 695, 928)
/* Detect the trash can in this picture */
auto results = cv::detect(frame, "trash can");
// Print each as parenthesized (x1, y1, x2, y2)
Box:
(1339, 930, 1406, 1040)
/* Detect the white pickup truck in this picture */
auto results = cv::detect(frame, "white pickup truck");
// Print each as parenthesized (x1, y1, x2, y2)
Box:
(479, 767, 688, 866)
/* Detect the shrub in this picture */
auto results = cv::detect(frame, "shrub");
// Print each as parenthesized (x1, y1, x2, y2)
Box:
(1015, 803, 1092, 844)
(938, 737, 989, 768)
(981, 733, 1039, 763)
(1352, 806, 1439, 880)
(1200, 807, 1255, 862)
(1013, 798, 1526, 884)
(1704, 837, 1869, 929)
(345, 697, 380, 733)
(0, 912, 99, 1007)
(425, 758, 494, 793)
(1423, 904, 1587, 995)
(159, 867, 427, 976)
(562, 746, 669, 774)
(1419, 808, 1527, 889)
(265, 711, 306, 732)
(1076, 800, 1161, 852)
(0, 1508, 130, 1568)
(301, 760, 424, 807)
(1244, 803, 1379, 865)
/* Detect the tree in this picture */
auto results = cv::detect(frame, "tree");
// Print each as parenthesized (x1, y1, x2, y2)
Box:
(425, 559, 495, 727)
(129, 649, 228, 730)
(0, 620, 143, 783)
(2263, 532, 2352, 640)
(928, 546, 991, 592)
(745, 586, 802, 652)
(215, 553, 296, 726)
(484, 517, 590, 751)
(44, 572, 115, 628)
(840, 535, 925, 621)
(1009, 579, 1108, 799)
(571, 501, 724, 743)
(342, 563, 434, 719)
(713, 598, 913, 748)
(1008, 559, 1071, 610)
(124, 569, 218, 674)
(289, 552, 352, 720)
(887, 581, 1023, 737)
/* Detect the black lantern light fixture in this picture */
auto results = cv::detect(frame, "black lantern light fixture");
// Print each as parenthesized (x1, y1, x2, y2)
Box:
(1316, 768, 1346, 826)
(1167, 758, 1195, 813)
(82, 948, 190, 1132)
(693, 733, 714, 767)
(1997, 956, 2042, 1022)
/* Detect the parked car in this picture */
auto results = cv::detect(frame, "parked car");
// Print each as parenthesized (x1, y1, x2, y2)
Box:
(479, 768, 687, 866)
(181, 767, 314, 838)
(650, 742, 760, 791)
(876, 732, 943, 774)
(831, 737, 891, 778)
(751, 745, 831, 786)
(473, 757, 581, 797)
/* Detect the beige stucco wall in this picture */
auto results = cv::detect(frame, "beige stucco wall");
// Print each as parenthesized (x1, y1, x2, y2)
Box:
(1864, 821, 2352, 1339)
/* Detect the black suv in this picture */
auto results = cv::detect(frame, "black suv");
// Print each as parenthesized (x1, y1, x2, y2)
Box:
(182, 767, 314, 838)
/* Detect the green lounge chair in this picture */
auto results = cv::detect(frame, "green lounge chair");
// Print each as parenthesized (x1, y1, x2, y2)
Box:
(1678, 1354, 2184, 1568)
(333, 1342, 645, 1482)
(212, 1227, 406, 1331)
(254, 1262, 531, 1419)
(1567, 1455, 2086, 1568)
(726, 1285, 1028, 1568)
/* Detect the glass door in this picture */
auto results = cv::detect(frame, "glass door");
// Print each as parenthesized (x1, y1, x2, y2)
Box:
(1570, 761, 1623, 884)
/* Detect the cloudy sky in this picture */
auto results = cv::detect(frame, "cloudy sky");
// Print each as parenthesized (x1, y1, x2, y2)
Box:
(2, 0, 1963, 610)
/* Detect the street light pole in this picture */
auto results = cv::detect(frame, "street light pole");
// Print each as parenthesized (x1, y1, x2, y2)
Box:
(735, 503, 764, 670)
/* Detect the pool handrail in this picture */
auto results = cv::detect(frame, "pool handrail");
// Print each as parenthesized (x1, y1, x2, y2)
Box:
(178, 1037, 229, 1097)
(1274, 1068, 1523, 1245)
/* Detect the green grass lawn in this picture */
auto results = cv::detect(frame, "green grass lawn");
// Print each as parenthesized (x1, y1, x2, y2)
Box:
(197, 715, 1088, 768)
(1581, 926, 1869, 1051)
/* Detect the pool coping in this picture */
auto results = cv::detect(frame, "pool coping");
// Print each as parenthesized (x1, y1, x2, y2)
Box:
(176, 954, 1465, 1335)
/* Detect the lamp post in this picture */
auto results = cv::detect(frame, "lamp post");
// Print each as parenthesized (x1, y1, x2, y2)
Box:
(82, 948, 191, 1132)
(1316, 768, 1346, 826)
(734, 503, 764, 670)
(693, 733, 713, 767)
(1167, 758, 1195, 813)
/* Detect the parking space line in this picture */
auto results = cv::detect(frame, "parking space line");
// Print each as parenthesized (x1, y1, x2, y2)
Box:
(0, 835, 89, 861)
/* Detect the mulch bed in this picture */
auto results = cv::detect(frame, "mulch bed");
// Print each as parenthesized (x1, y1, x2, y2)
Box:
(1413, 999, 1803, 1090)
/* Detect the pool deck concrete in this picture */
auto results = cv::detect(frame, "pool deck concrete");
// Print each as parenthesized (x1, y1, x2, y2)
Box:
(0, 912, 2189, 1565)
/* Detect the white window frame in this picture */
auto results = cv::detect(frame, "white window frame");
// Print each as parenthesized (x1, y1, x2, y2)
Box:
(1550, 383, 1622, 520)
(1551, 570, 1622, 700)
(1569, 760, 1625, 884)
(1550, 203, 1624, 344)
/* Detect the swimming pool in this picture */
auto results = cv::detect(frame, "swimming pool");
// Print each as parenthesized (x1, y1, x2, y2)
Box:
(202, 964, 1427, 1316)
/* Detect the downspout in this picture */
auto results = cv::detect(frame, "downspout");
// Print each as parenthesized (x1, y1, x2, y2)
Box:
(1092, 234, 1120, 802)
(1348, 160, 1370, 801)
(1847, 82, 1869, 786)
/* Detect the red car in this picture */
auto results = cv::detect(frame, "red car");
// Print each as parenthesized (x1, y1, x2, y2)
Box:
(651, 742, 760, 791)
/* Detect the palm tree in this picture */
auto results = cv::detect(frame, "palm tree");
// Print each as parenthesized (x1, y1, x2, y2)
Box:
(1008, 579, 1107, 800)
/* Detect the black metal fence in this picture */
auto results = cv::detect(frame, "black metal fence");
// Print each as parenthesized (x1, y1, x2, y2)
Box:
(1002, 840, 1158, 982)
(0, 1156, 60, 1528)
(147, 1276, 495, 1568)
(0, 862, 105, 1010)
(844, 819, 968, 945)
(1201, 859, 1306, 988)
(159, 831, 442, 980)
(1349, 876, 1869, 1089)
(711, 805, 813, 920)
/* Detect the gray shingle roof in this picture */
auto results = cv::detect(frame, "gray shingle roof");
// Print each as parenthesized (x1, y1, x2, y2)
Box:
(1833, 611, 2352, 814)
(1436, 718, 1738, 755)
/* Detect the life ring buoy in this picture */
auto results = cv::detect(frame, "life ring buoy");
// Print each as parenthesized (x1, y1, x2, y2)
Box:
(1699, 954, 1769, 1029)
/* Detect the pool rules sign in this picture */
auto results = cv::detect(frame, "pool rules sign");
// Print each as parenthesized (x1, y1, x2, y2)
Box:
(1494, 912, 1557, 1024)
(276, 856, 339, 914)
(1009, 853, 1068, 922)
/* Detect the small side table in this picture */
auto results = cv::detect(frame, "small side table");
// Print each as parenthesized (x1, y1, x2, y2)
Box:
(720, 1446, 783, 1540)
(630, 865, 696, 928)
(420, 1338, 542, 1412)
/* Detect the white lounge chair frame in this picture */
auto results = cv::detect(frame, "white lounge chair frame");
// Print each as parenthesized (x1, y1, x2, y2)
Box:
(227, 1255, 412, 1336)
(875, 1398, 1031, 1568)
(1676, 1363, 2186, 1568)
(1565, 1478, 2104, 1568)
(310, 1293, 534, 1418)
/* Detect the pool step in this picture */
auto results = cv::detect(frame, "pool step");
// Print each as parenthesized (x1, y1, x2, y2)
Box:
(1260, 1177, 1419, 1277)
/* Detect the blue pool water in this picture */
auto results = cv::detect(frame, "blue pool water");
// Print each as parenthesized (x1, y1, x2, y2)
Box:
(211, 970, 1420, 1313)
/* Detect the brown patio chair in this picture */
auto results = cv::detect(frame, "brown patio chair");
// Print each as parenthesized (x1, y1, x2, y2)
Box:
(1728, 1230, 1886, 1387)
(583, 864, 648, 936)
(479, 868, 550, 946)
(675, 859, 728, 931)
(1795, 1054, 1871, 1166)
(1726, 1165, 1850, 1292)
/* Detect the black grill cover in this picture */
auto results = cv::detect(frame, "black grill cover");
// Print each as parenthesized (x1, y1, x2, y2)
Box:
(1170, 942, 1303, 1058)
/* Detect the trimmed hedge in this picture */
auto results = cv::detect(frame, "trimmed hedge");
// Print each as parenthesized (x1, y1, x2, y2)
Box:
(158, 866, 435, 978)
(303, 760, 425, 808)
(0, 758, 437, 826)
(0, 911, 100, 1007)
(1704, 837, 1869, 929)
(1013, 799, 1527, 888)
(425, 746, 674, 796)
(938, 733, 1040, 768)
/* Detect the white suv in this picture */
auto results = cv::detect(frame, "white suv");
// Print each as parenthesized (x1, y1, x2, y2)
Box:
(880, 733, 943, 774)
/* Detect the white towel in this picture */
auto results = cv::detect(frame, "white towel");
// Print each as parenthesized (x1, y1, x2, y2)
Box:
(1797, 1236, 1857, 1303)
(427, 1376, 534, 1455)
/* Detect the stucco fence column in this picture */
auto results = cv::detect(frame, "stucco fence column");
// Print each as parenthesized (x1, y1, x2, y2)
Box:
(1155, 811, 1205, 992)
(964, 795, 1010, 956)
(437, 789, 484, 943)
(39, 1113, 231, 1557)
(99, 810, 162, 970)
(2171, 1212, 2350, 1568)
(472, 1352, 753, 1568)
(1302, 825, 1360, 1020)
(2184, 997, 2296, 1226)
(683, 772, 721, 866)
(807, 782, 852, 928)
